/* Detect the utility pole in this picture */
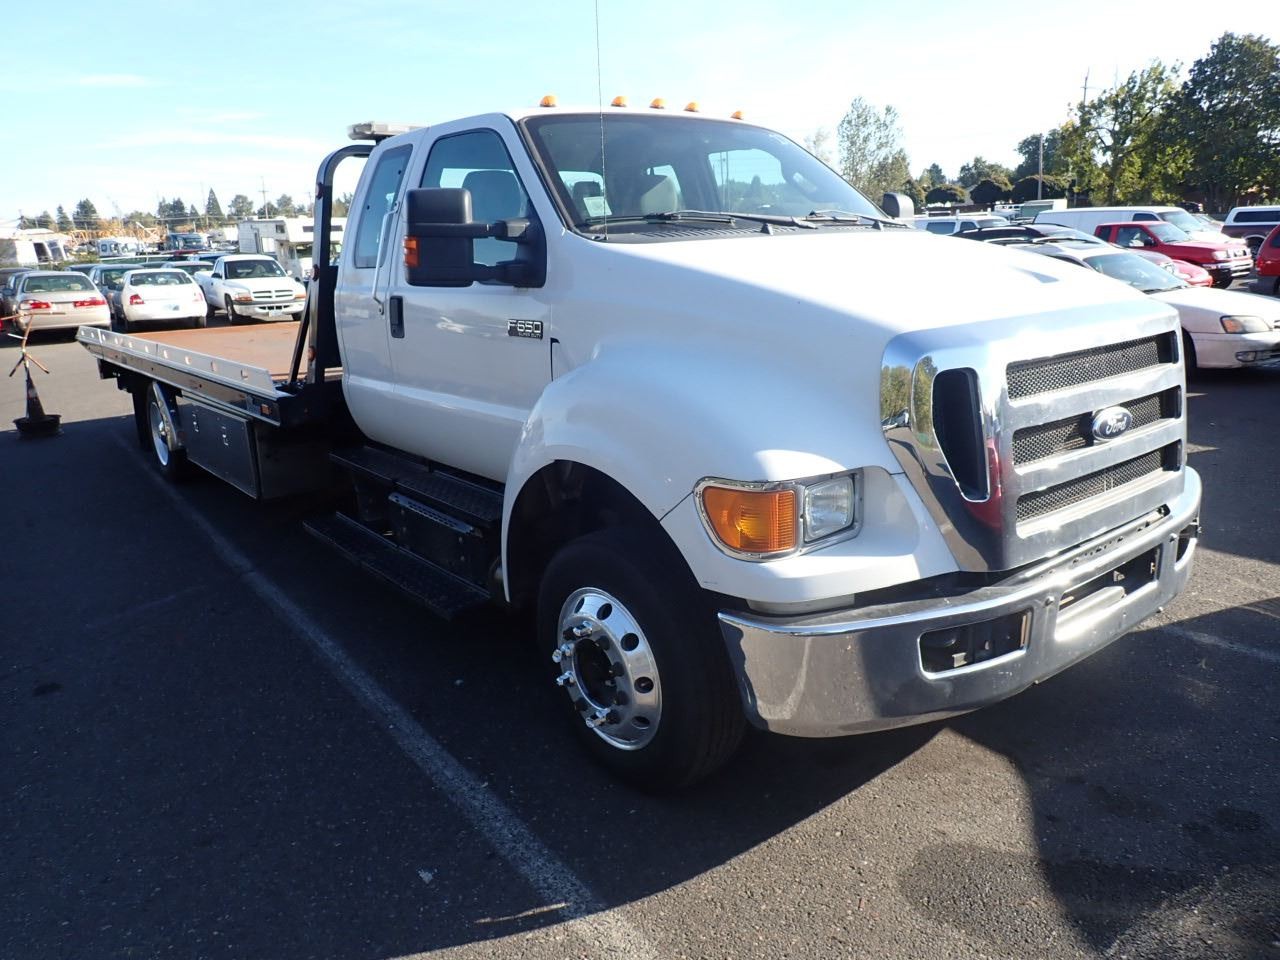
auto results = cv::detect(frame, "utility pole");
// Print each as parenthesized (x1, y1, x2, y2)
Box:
(260, 177, 270, 219)
(1037, 133, 1044, 200)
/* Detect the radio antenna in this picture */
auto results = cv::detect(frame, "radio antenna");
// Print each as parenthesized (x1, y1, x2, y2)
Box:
(594, 0, 608, 239)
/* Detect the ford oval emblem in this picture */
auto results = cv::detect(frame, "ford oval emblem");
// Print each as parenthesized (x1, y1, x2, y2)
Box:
(1091, 406, 1134, 442)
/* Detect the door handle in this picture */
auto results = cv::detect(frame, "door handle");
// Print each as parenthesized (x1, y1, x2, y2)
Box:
(389, 295, 404, 339)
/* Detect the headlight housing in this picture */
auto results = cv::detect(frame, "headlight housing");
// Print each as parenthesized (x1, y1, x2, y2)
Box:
(1220, 315, 1270, 334)
(1212, 249, 1230, 261)
(696, 472, 860, 560)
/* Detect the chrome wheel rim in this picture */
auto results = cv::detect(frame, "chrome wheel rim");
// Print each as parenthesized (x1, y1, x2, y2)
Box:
(554, 587, 661, 750)
(149, 401, 171, 467)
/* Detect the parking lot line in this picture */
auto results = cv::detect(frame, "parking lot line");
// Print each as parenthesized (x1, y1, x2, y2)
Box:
(116, 435, 659, 960)
(1162, 624, 1280, 666)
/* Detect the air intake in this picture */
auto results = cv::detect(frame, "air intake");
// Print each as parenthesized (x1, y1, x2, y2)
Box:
(932, 368, 988, 500)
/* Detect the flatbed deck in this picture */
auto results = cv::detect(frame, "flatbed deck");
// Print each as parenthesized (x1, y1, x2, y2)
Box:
(78, 321, 341, 427)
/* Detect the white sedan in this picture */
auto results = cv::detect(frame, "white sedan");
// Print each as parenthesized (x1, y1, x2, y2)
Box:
(1025, 242, 1280, 370)
(116, 269, 207, 332)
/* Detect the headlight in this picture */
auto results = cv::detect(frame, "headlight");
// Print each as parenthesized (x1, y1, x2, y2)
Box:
(803, 475, 856, 542)
(1220, 315, 1269, 334)
(1212, 250, 1229, 260)
(697, 472, 860, 560)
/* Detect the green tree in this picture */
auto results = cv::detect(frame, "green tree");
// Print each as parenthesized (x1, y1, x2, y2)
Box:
(228, 194, 255, 219)
(1011, 175, 1068, 203)
(1173, 32, 1280, 209)
(925, 183, 969, 205)
(1076, 61, 1182, 204)
(55, 206, 72, 231)
(274, 194, 297, 216)
(837, 97, 912, 202)
(957, 157, 1013, 189)
(920, 163, 946, 189)
(900, 177, 927, 212)
(36, 210, 54, 230)
(72, 199, 100, 226)
(1013, 129, 1068, 181)
(803, 127, 835, 166)
(205, 189, 224, 221)
(971, 176, 1013, 205)
(332, 192, 354, 217)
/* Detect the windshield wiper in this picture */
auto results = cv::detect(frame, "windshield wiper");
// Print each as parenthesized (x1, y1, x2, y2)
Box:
(582, 209, 818, 230)
(804, 209, 914, 229)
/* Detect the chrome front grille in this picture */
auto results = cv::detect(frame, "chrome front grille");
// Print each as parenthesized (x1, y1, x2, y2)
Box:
(881, 303, 1187, 572)
(1016, 443, 1179, 523)
(253, 289, 294, 301)
(1011, 389, 1177, 465)
(1006, 333, 1175, 399)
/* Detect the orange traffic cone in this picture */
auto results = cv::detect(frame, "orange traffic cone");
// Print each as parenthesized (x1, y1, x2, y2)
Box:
(14, 362, 61, 438)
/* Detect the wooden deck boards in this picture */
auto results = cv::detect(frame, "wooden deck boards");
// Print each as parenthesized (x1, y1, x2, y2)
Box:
(133, 322, 303, 379)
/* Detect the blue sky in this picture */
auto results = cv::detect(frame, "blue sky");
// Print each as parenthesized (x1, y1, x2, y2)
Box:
(1, 1, 1276, 226)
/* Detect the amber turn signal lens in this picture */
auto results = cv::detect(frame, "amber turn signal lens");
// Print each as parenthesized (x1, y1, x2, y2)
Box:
(701, 486, 797, 555)
(404, 236, 419, 268)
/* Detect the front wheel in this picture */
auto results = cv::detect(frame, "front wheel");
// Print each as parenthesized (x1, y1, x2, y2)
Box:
(225, 296, 240, 324)
(1182, 331, 1199, 376)
(136, 384, 191, 481)
(537, 527, 745, 790)
(1212, 274, 1233, 289)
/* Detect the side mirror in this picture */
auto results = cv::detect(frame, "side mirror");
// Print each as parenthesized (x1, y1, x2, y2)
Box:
(882, 192, 914, 220)
(404, 187, 545, 288)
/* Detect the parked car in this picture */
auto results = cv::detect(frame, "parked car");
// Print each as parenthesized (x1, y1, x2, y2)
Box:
(1222, 205, 1280, 255)
(85, 263, 146, 322)
(6, 270, 110, 335)
(115, 269, 208, 332)
(160, 260, 215, 279)
(1094, 221, 1252, 288)
(1128, 250, 1213, 288)
(195, 254, 306, 323)
(1007, 237, 1280, 370)
(1254, 224, 1280, 295)
(0, 267, 34, 319)
(912, 214, 1009, 235)
(1035, 205, 1228, 242)
(955, 223, 1106, 245)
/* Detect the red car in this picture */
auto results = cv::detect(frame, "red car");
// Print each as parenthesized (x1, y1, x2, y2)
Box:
(1130, 249, 1213, 287)
(1255, 224, 1280, 295)
(1095, 221, 1253, 288)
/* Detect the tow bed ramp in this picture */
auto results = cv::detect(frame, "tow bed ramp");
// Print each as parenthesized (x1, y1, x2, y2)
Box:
(78, 323, 344, 498)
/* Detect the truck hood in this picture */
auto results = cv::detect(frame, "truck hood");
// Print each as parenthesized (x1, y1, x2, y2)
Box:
(223, 276, 300, 291)
(1158, 238, 1250, 258)
(585, 228, 1161, 337)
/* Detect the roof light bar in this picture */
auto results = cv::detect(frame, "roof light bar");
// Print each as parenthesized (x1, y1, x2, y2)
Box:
(347, 121, 420, 142)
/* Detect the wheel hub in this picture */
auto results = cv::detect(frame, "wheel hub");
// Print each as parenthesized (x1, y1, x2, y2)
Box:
(553, 588, 661, 750)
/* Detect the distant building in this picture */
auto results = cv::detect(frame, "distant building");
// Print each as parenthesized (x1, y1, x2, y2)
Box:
(0, 228, 71, 265)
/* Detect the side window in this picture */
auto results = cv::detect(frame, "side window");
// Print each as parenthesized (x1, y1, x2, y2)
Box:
(1115, 226, 1145, 248)
(420, 129, 531, 268)
(352, 144, 412, 269)
(1134, 212, 1157, 221)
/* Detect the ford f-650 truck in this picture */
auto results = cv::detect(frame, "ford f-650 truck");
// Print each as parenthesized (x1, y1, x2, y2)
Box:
(79, 105, 1201, 788)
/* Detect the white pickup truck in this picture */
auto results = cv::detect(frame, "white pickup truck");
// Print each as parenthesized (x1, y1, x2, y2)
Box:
(195, 253, 307, 323)
(79, 107, 1201, 788)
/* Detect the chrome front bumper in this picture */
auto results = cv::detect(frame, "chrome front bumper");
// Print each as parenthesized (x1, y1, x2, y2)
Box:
(718, 468, 1201, 738)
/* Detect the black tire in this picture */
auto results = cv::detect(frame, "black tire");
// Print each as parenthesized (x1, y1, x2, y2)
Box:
(1182, 331, 1198, 377)
(225, 295, 239, 324)
(205, 300, 217, 324)
(189, 312, 207, 329)
(1212, 275, 1232, 289)
(537, 527, 745, 790)
(136, 385, 191, 481)
(1273, 276, 1279, 297)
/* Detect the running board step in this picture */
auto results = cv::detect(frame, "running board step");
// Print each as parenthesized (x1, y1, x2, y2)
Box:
(304, 512, 489, 620)
(331, 446, 503, 527)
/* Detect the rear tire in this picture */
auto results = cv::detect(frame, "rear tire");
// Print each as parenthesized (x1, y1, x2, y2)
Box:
(137, 384, 191, 481)
(1182, 331, 1199, 377)
(205, 300, 216, 324)
(537, 527, 745, 790)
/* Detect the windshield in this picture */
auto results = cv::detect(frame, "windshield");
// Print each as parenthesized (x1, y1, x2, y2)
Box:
(1147, 222, 1189, 243)
(1158, 210, 1205, 234)
(129, 271, 192, 286)
(23, 274, 95, 293)
(226, 259, 286, 279)
(522, 113, 883, 232)
(1087, 251, 1184, 293)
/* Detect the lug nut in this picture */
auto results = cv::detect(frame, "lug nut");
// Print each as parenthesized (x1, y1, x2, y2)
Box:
(551, 642, 575, 663)
(571, 622, 594, 639)
(555, 672, 575, 687)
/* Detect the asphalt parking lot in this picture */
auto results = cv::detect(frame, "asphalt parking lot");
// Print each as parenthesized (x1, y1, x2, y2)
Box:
(2, 286, 1278, 959)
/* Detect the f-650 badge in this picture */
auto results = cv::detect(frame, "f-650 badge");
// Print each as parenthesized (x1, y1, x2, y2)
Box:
(508, 320, 544, 339)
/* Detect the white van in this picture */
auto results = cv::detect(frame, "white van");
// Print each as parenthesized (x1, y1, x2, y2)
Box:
(1034, 206, 1224, 242)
